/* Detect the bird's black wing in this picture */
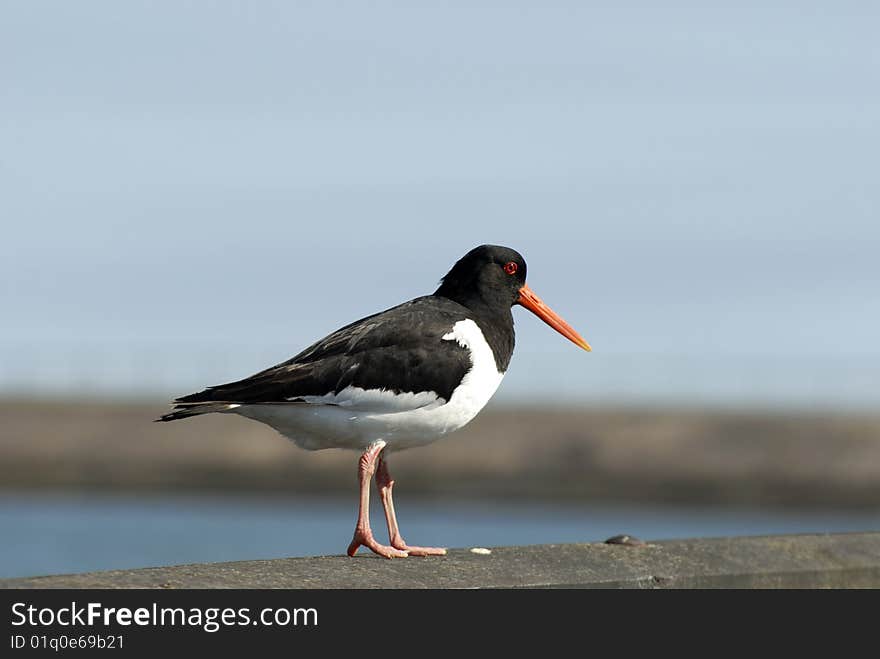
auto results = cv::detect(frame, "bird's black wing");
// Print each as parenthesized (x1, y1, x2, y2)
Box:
(171, 296, 475, 406)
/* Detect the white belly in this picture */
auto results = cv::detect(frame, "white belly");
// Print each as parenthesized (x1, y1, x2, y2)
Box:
(230, 319, 505, 451)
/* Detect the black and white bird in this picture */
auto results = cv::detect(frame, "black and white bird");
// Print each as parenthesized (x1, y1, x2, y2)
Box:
(157, 244, 591, 558)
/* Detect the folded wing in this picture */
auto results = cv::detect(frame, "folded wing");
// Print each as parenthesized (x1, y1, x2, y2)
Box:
(160, 296, 475, 420)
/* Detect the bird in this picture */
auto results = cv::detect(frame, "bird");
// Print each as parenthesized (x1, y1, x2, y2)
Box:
(157, 244, 591, 559)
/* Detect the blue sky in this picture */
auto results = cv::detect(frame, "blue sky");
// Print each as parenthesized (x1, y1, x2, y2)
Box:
(2, 2, 879, 408)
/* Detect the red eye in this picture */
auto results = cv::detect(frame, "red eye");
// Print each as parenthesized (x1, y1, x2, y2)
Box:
(503, 261, 518, 275)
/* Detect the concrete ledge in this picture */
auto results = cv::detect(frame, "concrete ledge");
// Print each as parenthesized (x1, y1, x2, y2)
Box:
(3, 532, 879, 589)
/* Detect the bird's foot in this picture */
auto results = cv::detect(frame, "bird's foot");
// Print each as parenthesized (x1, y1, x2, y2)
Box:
(390, 537, 447, 557)
(347, 529, 409, 559)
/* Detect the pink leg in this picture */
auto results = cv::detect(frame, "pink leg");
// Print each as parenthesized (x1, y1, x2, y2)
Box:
(376, 454, 447, 557)
(347, 441, 408, 559)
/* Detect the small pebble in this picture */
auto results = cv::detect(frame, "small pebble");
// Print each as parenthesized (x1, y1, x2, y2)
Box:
(604, 534, 646, 547)
(470, 547, 492, 555)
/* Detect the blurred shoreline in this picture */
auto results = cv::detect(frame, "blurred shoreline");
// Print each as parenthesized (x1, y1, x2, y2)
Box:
(2, 398, 879, 510)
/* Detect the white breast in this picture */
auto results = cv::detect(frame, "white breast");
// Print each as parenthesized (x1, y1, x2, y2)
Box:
(232, 319, 506, 451)
(437, 318, 506, 428)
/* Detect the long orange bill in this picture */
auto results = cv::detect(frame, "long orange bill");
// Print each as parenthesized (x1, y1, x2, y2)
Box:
(517, 284, 592, 352)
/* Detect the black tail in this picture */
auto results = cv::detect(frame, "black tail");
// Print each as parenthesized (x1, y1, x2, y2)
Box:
(155, 368, 284, 422)
(155, 402, 235, 422)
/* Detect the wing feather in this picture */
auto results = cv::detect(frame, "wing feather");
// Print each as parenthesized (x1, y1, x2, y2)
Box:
(172, 296, 474, 407)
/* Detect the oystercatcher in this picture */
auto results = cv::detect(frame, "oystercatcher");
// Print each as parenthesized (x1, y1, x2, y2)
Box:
(158, 244, 591, 558)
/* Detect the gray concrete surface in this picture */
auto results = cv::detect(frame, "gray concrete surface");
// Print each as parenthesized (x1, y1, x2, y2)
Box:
(3, 532, 879, 588)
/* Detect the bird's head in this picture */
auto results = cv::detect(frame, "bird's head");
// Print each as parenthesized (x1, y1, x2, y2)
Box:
(435, 244, 591, 352)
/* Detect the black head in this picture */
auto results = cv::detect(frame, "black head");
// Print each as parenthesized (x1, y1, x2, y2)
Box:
(434, 244, 527, 310)
(435, 244, 592, 352)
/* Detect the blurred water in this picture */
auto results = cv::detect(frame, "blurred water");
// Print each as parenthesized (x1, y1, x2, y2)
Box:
(2, 493, 878, 579)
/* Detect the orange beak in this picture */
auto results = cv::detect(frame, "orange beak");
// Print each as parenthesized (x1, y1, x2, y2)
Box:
(517, 284, 592, 352)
